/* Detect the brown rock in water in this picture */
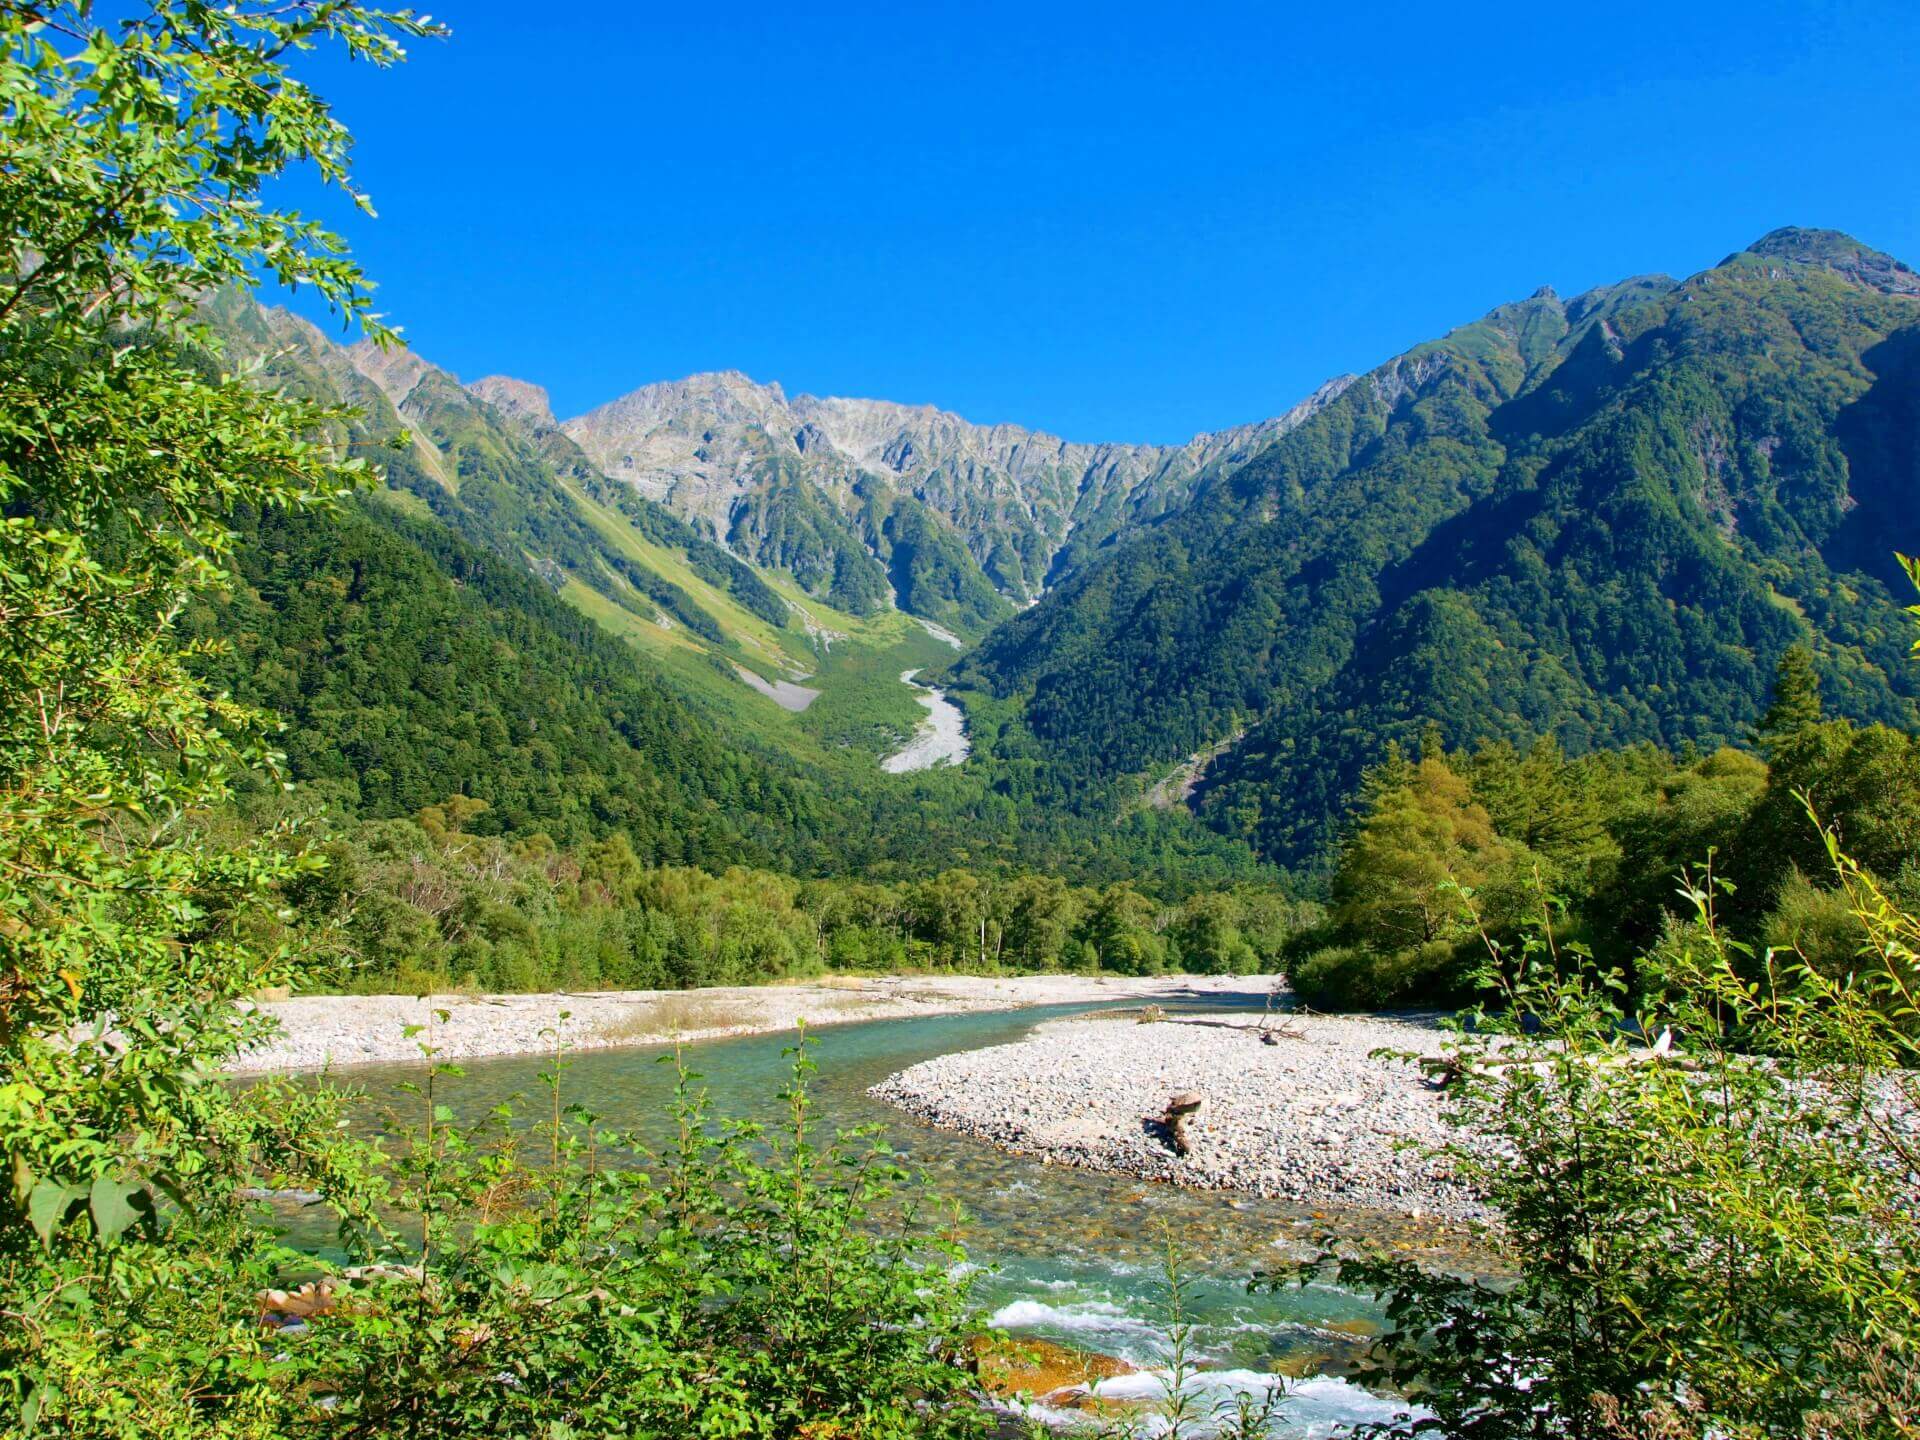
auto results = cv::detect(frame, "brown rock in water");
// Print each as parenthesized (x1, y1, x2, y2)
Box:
(257, 1263, 429, 1327)
(969, 1333, 1136, 1408)
(258, 1278, 335, 1323)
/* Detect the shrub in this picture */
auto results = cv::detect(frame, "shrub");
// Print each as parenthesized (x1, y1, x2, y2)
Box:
(1290, 939, 1466, 1010)
(276, 1035, 989, 1439)
(1279, 819, 1920, 1437)
(1761, 868, 1871, 983)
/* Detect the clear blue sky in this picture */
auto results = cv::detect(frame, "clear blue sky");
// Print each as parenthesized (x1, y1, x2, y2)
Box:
(279, 0, 1920, 444)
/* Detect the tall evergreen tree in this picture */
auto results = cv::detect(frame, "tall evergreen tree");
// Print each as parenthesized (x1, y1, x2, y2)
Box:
(1755, 644, 1825, 761)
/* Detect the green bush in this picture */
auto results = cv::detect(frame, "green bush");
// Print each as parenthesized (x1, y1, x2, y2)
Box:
(1290, 939, 1467, 1010)
(1761, 869, 1872, 982)
(1279, 808, 1920, 1437)
(267, 1039, 988, 1440)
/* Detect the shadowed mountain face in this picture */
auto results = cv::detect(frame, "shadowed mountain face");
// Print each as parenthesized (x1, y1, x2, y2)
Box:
(560, 371, 1351, 625)
(951, 229, 1920, 870)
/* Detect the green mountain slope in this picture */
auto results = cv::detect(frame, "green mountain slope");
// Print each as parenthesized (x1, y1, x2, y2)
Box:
(188, 499, 830, 864)
(193, 291, 1273, 888)
(953, 230, 1920, 870)
(203, 291, 953, 772)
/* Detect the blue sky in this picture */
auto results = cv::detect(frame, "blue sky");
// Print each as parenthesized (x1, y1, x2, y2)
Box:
(279, 1, 1920, 443)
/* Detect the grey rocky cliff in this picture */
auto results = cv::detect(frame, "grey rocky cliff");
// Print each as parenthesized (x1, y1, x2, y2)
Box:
(563, 371, 1354, 603)
(468, 374, 559, 428)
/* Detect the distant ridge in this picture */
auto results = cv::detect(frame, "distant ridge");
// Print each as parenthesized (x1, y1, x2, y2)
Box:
(562, 370, 1353, 612)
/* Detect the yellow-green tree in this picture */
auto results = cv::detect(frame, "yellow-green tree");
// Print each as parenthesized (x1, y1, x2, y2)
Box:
(1331, 753, 1523, 952)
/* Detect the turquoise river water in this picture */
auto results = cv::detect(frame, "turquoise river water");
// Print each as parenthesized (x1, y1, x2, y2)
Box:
(280, 998, 1473, 1435)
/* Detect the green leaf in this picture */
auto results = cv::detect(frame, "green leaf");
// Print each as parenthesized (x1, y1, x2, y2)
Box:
(27, 1180, 83, 1246)
(89, 1176, 145, 1247)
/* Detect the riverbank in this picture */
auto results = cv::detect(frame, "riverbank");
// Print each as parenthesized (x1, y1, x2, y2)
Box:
(871, 1010, 1482, 1221)
(229, 973, 1269, 1074)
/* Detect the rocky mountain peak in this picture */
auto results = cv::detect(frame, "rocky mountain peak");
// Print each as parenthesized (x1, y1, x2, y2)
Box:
(559, 366, 1351, 606)
(1737, 227, 1920, 296)
(468, 375, 557, 428)
(346, 340, 443, 409)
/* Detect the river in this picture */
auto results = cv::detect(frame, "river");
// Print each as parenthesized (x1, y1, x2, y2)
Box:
(272, 998, 1466, 1433)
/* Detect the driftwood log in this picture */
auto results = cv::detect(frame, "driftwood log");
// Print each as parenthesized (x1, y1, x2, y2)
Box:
(1419, 1029, 1700, 1091)
(1159, 1090, 1205, 1156)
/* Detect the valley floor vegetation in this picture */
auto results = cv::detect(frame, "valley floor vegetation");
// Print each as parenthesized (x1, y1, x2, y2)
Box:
(1280, 760, 1920, 1437)
(264, 794, 1308, 995)
(1285, 644, 1920, 1012)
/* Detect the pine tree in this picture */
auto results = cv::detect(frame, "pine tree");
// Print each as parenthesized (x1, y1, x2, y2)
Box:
(1755, 644, 1823, 760)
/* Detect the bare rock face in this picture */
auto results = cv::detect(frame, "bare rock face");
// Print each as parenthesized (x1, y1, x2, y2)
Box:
(469, 374, 558, 429)
(560, 371, 1354, 605)
(345, 340, 442, 410)
(561, 371, 799, 538)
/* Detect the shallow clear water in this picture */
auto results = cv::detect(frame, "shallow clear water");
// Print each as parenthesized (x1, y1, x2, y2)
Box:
(277, 999, 1473, 1433)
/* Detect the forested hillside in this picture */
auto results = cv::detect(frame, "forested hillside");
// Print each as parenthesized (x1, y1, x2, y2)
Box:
(187, 500, 829, 865)
(205, 291, 793, 654)
(1276, 642, 1920, 1009)
(954, 229, 1920, 871)
(192, 292, 1274, 892)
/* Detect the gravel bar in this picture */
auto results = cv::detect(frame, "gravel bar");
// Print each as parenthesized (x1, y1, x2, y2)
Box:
(228, 974, 1266, 1074)
(871, 1010, 1485, 1221)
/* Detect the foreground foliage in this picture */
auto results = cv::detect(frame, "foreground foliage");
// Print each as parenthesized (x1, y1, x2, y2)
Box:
(1271, 585, 1920, 1437)
(273, 1039, 985, 1440)
(0, 7, 982, 1437)
(0, 1, 426, 1429)
(1283, 838, 1920, 1437)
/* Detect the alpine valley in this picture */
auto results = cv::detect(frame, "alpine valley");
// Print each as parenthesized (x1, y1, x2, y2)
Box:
(16, 10, 1920, 1435)
(199, 227, 1920, 887)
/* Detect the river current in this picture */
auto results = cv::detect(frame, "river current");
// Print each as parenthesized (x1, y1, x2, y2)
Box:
(284, 999, 1464, 1434)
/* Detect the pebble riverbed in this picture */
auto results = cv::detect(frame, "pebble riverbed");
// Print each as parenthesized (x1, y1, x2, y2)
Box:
(872, 1011, 1487, 1222)
(227, 974, 1265, 1074)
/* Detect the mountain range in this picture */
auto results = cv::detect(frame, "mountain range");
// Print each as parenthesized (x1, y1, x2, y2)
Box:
(558, 369, 1349, 622)
(955, 227, 1920, 867)
(204, 225, 1920, 880)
